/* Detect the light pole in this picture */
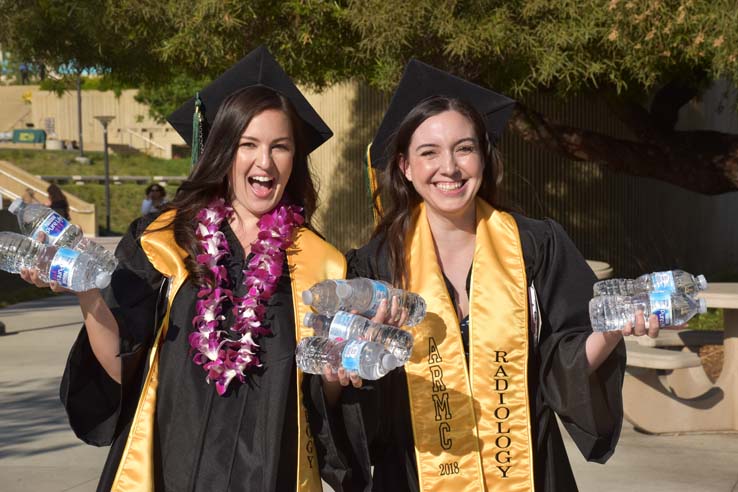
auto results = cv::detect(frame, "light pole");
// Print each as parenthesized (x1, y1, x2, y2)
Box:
(94, 116, 115, 235)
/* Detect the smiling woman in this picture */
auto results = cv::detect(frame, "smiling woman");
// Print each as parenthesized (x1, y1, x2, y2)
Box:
(310, 59, 634, 492)
(18, 46, 347, 492)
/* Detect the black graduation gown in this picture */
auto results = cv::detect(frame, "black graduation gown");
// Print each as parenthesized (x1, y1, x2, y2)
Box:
(307, 213, 626, 492)
(60, 216, 300, 492)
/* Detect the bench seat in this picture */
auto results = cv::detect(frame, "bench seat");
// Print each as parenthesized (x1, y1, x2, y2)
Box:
(631, 329, 723, 348)
(624, 339, 702, 369)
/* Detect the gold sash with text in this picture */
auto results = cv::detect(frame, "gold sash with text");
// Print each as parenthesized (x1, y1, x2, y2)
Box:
(404, 199, 534, 492)
(111, 211, 345, 491)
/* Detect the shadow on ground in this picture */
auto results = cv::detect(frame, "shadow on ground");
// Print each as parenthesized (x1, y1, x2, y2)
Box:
(0, 377, 78, 458)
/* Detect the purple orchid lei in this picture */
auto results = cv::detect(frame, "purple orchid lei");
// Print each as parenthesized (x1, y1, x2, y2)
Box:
(189, 198, 304, 395)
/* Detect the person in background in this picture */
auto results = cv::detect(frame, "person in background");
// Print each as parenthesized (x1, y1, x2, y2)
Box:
(46, 183, 70, 219)
(140, 183, 167, 216)
(19, 62, 29, 84)
(21, 188, 39, 205)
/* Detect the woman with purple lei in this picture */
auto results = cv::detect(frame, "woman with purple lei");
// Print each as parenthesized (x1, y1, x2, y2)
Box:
(20, 47, 346, 491)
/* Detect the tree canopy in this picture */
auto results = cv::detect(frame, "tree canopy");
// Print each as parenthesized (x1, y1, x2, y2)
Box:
(2, 0, 737, 193)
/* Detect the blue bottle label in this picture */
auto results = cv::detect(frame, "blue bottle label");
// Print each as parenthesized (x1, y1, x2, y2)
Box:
(34, 212, 69, 243)
(649, 291, 673, 326)
(341, 339, 366, 373)
(49, 248, 79, 288)
(328, 311, 354, 341)
(650, 272, 676, 293)
(364, 280, 390, 318)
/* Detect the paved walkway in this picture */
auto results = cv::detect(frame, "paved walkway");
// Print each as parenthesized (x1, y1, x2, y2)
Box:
(1, 295, 737, 491)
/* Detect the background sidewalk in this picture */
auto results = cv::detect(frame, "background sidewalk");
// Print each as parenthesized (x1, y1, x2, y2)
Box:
(1, 295, 737, 491)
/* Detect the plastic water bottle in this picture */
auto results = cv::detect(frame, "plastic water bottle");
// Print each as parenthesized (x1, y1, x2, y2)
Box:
(304, 311, 414, 363)
(589, 292, 707, 332)
(0, 231, 112, 291)
(8, 198, 117, 270)
(295, 336, 400, 380)
(593, 270, 707, 297)
(302, 278, 427, 326)
(301, 279, 345, 314)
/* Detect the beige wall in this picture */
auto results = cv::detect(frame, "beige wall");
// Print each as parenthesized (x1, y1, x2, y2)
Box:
(0, 85, 37, 132)
(302, 83, 388, 251)
(30, 89, 183, 158)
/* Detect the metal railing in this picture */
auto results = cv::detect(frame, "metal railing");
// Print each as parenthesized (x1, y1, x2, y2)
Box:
(0, 169, 92, 214)
(38, 174, 187, 185)
(0, 185, 19, 201)
(124, 128, 167, 152)
(3, 109, 31, 133)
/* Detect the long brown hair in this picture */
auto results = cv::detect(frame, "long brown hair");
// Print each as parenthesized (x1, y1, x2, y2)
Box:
(371, 96, 506, 288)
(162, 86, 318, 288)
(46, 183, 66, 203)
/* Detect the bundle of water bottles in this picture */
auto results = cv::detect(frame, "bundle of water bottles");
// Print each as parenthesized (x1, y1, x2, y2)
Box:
(589, 269, 708, 332)
(295, 278, 426, 380)
(0, 198, 117, 291)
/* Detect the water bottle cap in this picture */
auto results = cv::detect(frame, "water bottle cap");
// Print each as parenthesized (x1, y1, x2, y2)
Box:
(303, 312, 316, 327)
(698, 298, 707, 314)
(301, 290, 313, 306)
(8, 198, 23, 215)
(382, 353, 399, 371)
(95, 272, 112, 289)
(696, 274, 708, 290)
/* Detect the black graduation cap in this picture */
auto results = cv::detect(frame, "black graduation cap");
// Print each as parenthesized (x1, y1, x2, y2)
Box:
(368, 59, 516, 172)
(167, 45, 333, 161)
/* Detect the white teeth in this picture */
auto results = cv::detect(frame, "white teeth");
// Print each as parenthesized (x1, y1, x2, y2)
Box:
(435, 181, 463, 191)
(251, 176, 272, 183)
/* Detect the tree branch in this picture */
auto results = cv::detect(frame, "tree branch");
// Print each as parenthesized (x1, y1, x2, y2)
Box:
(508, 102, 738, 194)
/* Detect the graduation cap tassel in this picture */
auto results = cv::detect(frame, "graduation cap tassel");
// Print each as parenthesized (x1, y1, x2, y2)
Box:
(191, 92, 204, 168)
(365, 143, 383, 226)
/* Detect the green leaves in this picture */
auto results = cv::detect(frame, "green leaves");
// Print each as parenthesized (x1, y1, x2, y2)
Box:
(3, 1, 736, 116)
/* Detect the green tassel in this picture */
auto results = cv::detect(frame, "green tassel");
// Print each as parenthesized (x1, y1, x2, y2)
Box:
(191, 92, 203, 168)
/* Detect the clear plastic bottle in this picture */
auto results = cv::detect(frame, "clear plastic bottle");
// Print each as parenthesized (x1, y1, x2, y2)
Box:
(593, 270, 707, 297)
(304, 311, 414, 363)
(302, 278, 427, 326)
(8, 198, 117, 270)
(295, 336, 400, 380)
(301, 279, 346, 314)
(0, 231, 112, 291)
(589, 291, 707, 332)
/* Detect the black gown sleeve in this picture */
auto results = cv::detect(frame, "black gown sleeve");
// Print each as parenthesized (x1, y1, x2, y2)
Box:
(527, 218, 626, 463)
(60, 216, 164, 446)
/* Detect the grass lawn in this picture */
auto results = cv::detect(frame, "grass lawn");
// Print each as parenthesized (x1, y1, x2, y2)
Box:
(0, 148, 189, 176)
(61, 182, 166, 235)
(690, 308, 724, 331)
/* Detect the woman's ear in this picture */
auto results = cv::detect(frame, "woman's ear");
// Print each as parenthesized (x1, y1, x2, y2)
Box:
(399, 155, 412, 182)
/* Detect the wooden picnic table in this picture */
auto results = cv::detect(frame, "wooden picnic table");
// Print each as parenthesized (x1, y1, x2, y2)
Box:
(622, 282, 738, 434)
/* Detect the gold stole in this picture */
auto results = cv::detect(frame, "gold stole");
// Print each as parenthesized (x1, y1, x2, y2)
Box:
(111, 211, 346, 491)
(404, 200, 534, 492)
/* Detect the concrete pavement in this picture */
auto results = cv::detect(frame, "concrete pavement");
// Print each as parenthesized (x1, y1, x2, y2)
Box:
(1, 295, 737, 491)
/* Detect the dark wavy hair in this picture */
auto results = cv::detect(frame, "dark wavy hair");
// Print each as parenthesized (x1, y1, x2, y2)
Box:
(46, 183, 66, 203)
(155, 86, 318, 288)
(371, 96, 506, 288)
